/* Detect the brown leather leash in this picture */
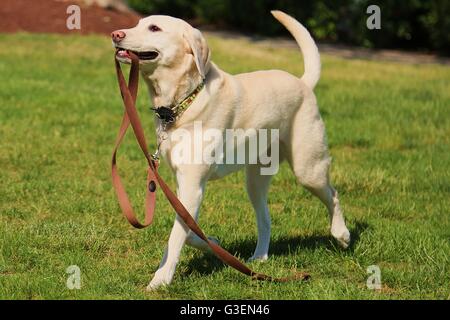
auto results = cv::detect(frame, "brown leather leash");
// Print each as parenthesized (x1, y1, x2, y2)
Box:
(112, 51, 310, 282)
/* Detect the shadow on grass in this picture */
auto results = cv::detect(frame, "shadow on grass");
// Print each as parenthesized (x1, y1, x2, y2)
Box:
(184, 221, 369, 276)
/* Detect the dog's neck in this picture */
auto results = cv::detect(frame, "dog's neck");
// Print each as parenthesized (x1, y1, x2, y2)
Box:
(140, 61, 203, 109)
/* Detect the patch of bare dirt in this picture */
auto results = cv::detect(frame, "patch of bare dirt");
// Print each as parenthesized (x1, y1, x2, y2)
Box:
(0, 0, 142, 35)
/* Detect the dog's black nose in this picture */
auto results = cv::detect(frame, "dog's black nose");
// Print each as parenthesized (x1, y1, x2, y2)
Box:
(111, 30, 126, 43)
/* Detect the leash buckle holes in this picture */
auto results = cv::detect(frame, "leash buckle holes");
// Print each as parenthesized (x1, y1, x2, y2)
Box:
(148, 180, 157, 193)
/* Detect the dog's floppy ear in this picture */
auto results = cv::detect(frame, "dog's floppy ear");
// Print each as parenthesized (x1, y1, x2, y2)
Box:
(183, 27, 211, 79)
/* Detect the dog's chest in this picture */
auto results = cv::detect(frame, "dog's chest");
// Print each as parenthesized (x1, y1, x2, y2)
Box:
(208, 163, 245, 180)
(157, 127, 245, 179)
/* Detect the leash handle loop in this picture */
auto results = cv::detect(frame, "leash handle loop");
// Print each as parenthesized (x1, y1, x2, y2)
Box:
(111, 54, 156, 228)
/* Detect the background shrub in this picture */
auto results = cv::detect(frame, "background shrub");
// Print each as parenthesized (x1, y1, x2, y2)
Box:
(128, 0, 450, 54)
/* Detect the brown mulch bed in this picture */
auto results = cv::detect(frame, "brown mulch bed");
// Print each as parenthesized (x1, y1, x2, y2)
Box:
(0, 0, 142, 35)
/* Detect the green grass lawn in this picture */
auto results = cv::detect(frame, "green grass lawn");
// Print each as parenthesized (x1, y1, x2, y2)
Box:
(0, 33, 449, 300)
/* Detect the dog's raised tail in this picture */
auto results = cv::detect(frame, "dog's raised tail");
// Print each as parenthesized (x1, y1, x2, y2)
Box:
(271, 10, 321, 90)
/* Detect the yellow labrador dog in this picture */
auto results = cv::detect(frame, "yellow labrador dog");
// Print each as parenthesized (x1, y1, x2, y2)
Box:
(112, 10, 350, 290)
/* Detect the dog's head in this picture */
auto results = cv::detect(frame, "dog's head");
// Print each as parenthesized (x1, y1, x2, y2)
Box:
(112, 15, 211, 79)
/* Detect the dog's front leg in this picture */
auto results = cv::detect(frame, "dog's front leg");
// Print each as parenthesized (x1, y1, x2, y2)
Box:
(147, 174, 205, 290)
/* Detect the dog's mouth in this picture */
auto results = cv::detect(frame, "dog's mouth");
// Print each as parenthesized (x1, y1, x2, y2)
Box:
(116, 48, 159, 61)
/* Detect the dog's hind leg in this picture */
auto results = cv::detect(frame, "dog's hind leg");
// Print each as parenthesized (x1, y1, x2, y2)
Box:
(246, 164, 273, 261)
(147, 173, 206, 290)
(288, 99, 350, 248)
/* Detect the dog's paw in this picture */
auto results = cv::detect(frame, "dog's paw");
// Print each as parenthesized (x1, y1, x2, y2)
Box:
(331, 227, 351, 249)
(202, 236, 220, 253)
(207, 236, 220, 246)
(146, 270, 174, 291)
(146, 276, 170, 291)
(247, 253, 268, 263)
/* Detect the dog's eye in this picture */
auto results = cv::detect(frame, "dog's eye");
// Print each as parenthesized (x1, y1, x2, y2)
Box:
(149, 25, 162, 32)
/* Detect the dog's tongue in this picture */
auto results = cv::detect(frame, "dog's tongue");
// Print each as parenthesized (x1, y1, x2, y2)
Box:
(117, 49, 131, 59)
